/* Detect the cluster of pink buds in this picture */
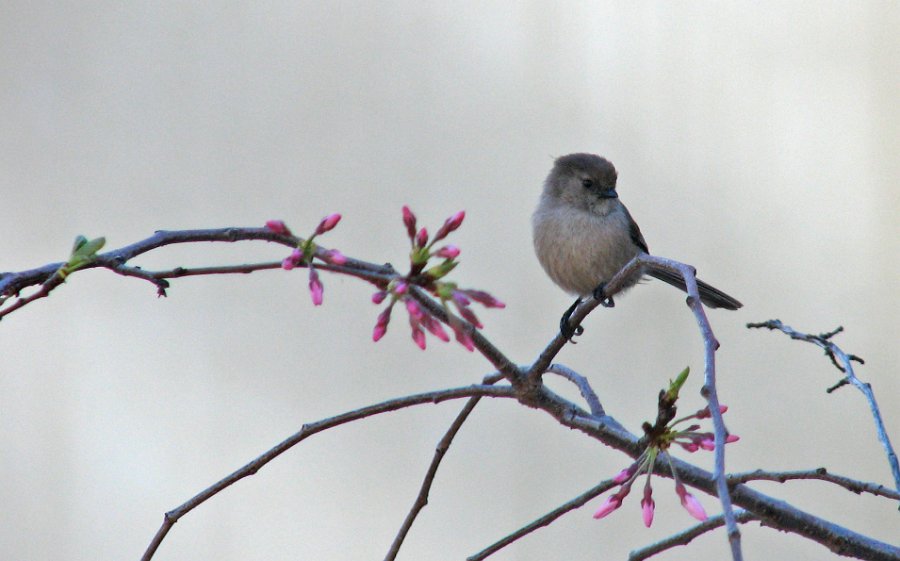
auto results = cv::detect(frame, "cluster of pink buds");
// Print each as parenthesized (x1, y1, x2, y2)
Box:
(265, 215, 346, 306)
(670, 404, 740, 453)
(593, 368, 738, 527)
(371, 206, 505, 351)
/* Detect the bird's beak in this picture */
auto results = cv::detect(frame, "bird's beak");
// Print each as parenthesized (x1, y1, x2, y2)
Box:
(599, 189, 618, 199)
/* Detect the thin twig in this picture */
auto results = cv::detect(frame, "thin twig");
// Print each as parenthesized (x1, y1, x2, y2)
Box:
(546, 363, 605, 416)
(140, 383, 516, 561)
(628, 510, 757, 561)
(728, 468, 900, 501)
(643, 256, 742, 561)
(748, 320, 900, 495)
(0, 227, 396, 320)
(383, 373, 504, 561)
(467, 479, 621, 561)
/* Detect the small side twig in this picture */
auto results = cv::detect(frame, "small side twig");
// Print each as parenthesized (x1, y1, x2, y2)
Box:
(467, 479, 620, 561)
(728, 468, 900, 502)
(628, 510, 757, 561)
(383, 373, 504, 561)
(748, 319, 900, 495)
(547, 363, 605, 416)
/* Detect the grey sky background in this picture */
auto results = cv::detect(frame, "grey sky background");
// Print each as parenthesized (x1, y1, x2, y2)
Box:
(1, 3, 898, 560)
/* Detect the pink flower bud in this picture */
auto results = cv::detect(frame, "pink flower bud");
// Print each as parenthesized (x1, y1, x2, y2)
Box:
(451, 291, 471, 307)
(405, 298, 424, 320)
(372, 307, 393, 342)
(432, 210, 466, 242)
(322, 249, 347, 265)
(282, 248, 304, 270)
(372, 291, 388, 304)
(407, 313, 427, 350)
(675, 483, 707, 521)
(641, 486, 655, 527)
(434, 245, 461, 259)
(592, 495, 621, 520)
(462, 289, 506, 309)
(679, 442, 700, 453)
(612, 467, 633, 484)
(421, 315, 450, 342)
(265, 220, 292, 236)
(415, 227, 428, 248)
(682, 493, 708, 521)
(446, 210, 465, 230)
(457, 305, 483, 329)
(698, 437, 715, 451)
(394, 281, 409, 295)
(315, 213, 342, 235)
(308, 267, 323, 305)
(411, 325, 426, 350)
(726, 434, 740, 443)
(402, 206, 417, 240)
(453, 325, 475, 352)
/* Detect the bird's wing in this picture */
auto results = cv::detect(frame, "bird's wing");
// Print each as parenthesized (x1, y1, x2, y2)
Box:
(622, 205, 649, 253)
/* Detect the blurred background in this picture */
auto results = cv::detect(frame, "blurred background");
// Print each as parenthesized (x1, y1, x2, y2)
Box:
(1, 2, 898, 560)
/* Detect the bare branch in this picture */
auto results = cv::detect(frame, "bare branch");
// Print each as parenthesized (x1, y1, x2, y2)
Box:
(628, 510, 758, 561)
(728, 468, 900, 502)
(467, 479, 621, 561)
(140, 383, 516, 561)
(383, 373, 504, 561)
(748, 320, 900, 494)
(547, 363, 605, 416)
(641, 255, 741, 560)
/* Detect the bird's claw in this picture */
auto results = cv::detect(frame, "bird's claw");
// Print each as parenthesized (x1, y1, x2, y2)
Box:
(593, 283, 615, 308)
(560, 298, 584, 342)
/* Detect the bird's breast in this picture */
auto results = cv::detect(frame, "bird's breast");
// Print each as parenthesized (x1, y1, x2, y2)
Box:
(533, 205, 642, 296)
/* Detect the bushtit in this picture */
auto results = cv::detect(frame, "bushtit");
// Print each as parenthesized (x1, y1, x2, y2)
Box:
(533, 153, 741, 337)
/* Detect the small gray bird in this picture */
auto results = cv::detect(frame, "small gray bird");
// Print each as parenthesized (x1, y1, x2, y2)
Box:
(532, 153, 741, 338)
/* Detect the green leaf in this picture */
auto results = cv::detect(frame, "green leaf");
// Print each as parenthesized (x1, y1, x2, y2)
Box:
(61, 235, 106, 277)
(666, 366, 690, 401)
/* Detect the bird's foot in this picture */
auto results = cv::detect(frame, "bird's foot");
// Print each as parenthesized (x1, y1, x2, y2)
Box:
(593, 283, 615, 308)
(559, 298, 584, 342)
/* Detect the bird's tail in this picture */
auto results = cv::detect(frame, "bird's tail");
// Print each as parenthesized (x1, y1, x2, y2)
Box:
(646, 268, 742, 310)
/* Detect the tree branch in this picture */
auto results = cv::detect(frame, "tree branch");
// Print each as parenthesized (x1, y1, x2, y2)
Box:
(628, 510, 758, 561)
(748, 320, 900, 495)
(546, 363, 605, 417)
(728, 468, 900, 501)
(467, 479, 621, 561)
(140, 383, 516, 561)
(383, 373, 504, 561)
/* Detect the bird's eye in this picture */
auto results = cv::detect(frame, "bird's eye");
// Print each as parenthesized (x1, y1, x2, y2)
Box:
(581, 178, 593, 189)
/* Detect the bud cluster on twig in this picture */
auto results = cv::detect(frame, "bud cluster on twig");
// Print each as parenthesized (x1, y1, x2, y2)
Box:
(593, 367, 739, 527)
(266, 207, 504, 352)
